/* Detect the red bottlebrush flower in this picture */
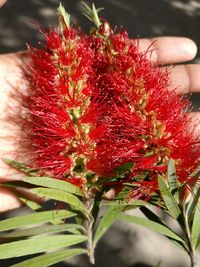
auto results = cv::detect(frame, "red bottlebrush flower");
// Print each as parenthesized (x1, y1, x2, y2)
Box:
(26, 21, 95, 184)
(24, 6, 199, 197)
(84, 24, 200, 193)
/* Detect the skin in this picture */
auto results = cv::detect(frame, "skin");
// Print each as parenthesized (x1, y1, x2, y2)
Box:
(0, 0, 6, 7)
(0, 0, 199, 212)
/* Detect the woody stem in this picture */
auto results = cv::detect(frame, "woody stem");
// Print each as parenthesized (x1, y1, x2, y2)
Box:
(84, 196, 95, 264)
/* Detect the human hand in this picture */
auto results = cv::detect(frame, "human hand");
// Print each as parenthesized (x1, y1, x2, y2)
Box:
(0, 0, 7, 8)
(0, 51, 29, 212)
(0, 37, 199, 211)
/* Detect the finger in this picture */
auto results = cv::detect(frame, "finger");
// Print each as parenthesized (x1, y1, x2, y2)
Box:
(137, 37, 197, 64)
(0, 51, 28, 83)
(0, 0, 7, 7)
(162, 64, 200, 93)
(0, 52, 29, 181)
(0, 188, 22, 213)
(189, 112, 200, 134)
(0, 159, 25, 181)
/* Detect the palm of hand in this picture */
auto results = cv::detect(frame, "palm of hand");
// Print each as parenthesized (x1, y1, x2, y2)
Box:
(0, 38, 199, 212)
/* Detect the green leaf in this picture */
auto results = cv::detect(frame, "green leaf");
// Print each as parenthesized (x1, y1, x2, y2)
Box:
(94, 204, 123, 245)
(30, 188, 85, 212)
(0, 185, 42, 211)
(113, 186, 132, 202)
(91, 191, 104, 226)
(0, 210, 75, 232)
(139, 206, 187, 250)
(11, 249, 87, 267)
(103, 199, 146, 207)
(114, 162, 134, 177)
(191, 202, 200, 249)
(186, 183, 200, 219)
(189, 166, 200, 179)
(3, 159, 38, 176)
(57, 2, 70, 27)
(158, 175, 181, 219)
(140, 206, 167, 225)
(0, 235, 87, 259)
(23, 177, 83, 196)
(197, 236, 200, 248)
(19, 197, 41, 210)
(81, 1, 103, 28)
(132, 171, 148, 182)
(1, 224, 84, 239)
(118, 213, 184, 242)
(112, 186, 147, 210)
(167, 159, 179, 199)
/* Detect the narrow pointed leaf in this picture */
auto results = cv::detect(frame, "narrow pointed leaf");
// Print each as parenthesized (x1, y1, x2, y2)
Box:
(1, 224, 84, 238)
(81, 1, 102, 27)
(97, 8, 105, 12)
(3, 159, 38, 176)
(94, 204, 123, 245)
(197, 237, 200, 248)
(19, 197, 42, 210)
(57, 2, 70, 27)
(186, 183, 200, 219)
(167, 159, 179, 200)
(23, 177, 83, 196)
(191, 202, 200, 249)
(139, 206, 188, 250)
(11, 249, 87, 267)
(118, 213, 184, 242)
(91, 191, 104, 225)
(113, 187, 148, 210)
(115, 162, 134, 176)
(0, 210, 75, 232)
(189, 166, 200, 178)
(140, 206, 167, 225)
(0, 235, 87, 259)
(81, 1, 92, 13)
(158, 175, 181, 219)
(102, 199, 146, 207)
(30, 188, 85, 212)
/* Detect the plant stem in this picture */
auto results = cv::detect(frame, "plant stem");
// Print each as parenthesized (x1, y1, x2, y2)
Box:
(84, 196, 95, 264)
(189, 251, 196, 267)
(182, 211, 196, 267)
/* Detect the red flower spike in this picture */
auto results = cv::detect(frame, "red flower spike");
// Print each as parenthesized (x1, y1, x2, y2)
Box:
(24, 9, 199, 200)
(26, 19, 95, 184)
(85, 23, 199, 193)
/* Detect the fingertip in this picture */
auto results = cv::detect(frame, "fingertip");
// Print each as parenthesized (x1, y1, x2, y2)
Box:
(180, 38, 197, 61)
(0, 188, 22, 213)
(156, 37, 198, 64)
(137, 37, 198, 64)
(0, 0, 7, 8)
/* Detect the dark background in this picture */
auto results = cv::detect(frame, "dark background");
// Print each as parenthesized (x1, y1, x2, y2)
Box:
(0, 0, 200, 56)
(0, 1, 199, 267)
(0, 0, 199, 108)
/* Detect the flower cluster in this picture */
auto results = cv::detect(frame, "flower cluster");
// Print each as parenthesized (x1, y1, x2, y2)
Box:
(26, 6, 199, 198)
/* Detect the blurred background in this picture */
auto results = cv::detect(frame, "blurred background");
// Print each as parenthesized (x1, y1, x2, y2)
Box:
(0, 1, 199, 266)
(0, 0, 200, 108)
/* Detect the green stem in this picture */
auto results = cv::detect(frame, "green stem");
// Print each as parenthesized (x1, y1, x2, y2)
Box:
(182, 211, 196, 267)
(84, 196, 95, 264)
